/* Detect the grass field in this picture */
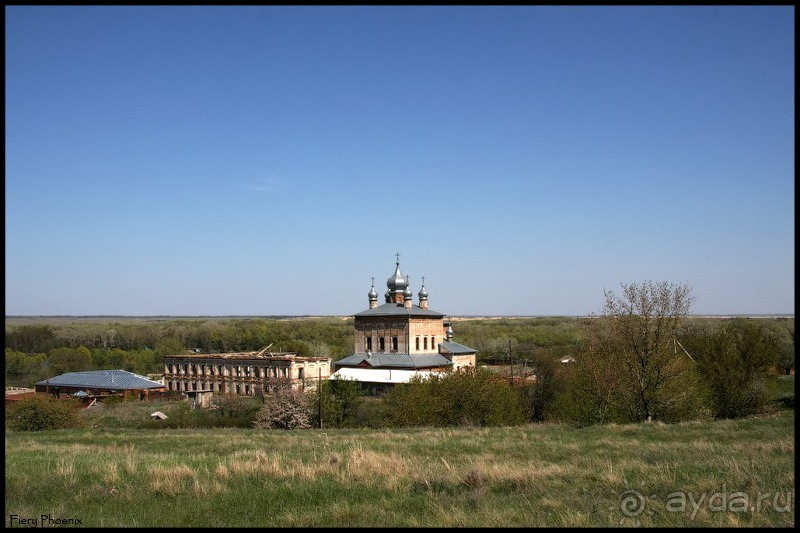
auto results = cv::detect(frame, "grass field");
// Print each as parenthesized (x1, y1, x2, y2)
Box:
(5, 408, 794, 527)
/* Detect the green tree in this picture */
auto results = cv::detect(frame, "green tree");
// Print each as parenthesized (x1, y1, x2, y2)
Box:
(5, 349, 48, 387)
(764, 320, 795, 375)
(5, 325, 58, 353)
(155, 337, 186, 357)
(692, 318, 779, 419)
(47, 346, 92, 375)
(552, 324, 635, 426)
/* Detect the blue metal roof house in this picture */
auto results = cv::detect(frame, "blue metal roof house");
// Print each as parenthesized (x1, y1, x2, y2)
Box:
(35, 369, 165, 400)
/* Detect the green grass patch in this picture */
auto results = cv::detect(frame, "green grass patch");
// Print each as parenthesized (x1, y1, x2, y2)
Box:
(5, 411, 794, 527)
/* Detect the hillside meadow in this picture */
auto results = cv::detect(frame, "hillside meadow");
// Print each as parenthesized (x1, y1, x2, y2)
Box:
(5, 410, 794, 527)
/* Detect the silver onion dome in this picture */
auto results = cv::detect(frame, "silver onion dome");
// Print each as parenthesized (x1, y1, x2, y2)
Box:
(386, 260, 407, 291)
(403, 276, 413, 299)
(418, 277, 428, 300)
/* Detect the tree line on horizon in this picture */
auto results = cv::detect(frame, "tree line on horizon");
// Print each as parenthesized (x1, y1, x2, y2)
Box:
(5, 281, 795, 426)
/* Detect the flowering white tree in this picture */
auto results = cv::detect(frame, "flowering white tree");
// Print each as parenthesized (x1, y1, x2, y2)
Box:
(253, 386, 312, 430)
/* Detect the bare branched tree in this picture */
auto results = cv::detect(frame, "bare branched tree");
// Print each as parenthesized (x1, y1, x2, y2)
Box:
(602, 281, 693, 422)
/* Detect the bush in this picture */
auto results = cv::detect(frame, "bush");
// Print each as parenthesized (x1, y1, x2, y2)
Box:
(6, 395, 84, 431)
(516, 354, 561, 422)
(210, 394, 262, 422)
(689, 318, 779, 419)
(549, 361, 634, 426)
(382, 367, 527, 428)
(351, 396, 388, 428)
(314, 378, 363, 429)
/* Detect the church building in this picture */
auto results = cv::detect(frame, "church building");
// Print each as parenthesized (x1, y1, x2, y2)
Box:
(331, 255, 477, 392)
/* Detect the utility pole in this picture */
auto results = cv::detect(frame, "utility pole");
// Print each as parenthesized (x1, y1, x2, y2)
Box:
(318, 366, 323, 429)
(508, 339, 513, 380)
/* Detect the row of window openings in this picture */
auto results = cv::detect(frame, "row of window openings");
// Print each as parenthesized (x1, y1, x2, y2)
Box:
(365, 336, 437, 352)
(168, 364, 293, 378)
(167, 381, 257, 395)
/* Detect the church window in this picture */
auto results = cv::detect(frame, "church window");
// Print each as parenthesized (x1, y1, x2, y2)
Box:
(366, 337, 372, 352)
(392, 337, 398, 352)
(424, 337, 428, 350)
(416, 337, 420, 350)
(379, 337, 385, 352)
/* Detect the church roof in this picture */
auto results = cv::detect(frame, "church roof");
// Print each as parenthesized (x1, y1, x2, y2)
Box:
(353, 302, 444, 318)
(438, 341, 478, 355)
(335, 352, 453, 369)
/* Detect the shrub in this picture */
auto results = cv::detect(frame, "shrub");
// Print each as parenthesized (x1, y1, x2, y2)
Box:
(6, 395, 84, 431)
(690, 318, 780, 419)
(210, 395, 262, 419)
(314, 378, 363, 429)
(382, 367, 527, 428)
(515, 353, 561, 422)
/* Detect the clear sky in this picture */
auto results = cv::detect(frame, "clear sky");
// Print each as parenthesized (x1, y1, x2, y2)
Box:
(5, 6, 795, 317)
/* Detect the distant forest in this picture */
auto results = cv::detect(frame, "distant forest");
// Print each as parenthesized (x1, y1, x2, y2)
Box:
(5, 315, 794, 389)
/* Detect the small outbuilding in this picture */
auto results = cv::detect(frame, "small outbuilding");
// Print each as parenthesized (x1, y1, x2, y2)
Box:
(35, 369, 165, 401)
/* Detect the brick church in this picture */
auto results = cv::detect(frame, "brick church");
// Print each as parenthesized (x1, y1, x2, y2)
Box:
(331, 255, 477, 391)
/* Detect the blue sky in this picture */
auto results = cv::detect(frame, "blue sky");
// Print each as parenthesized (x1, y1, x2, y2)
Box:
(5, 6, 794, 316)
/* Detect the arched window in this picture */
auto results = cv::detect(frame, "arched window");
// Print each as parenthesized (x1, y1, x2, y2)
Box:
(392, 337, 398, 352)
(416, 337, 420, 350)
(379, 337, 385, 352)
(431, 336, 435, 350)
(366, 337, 372, 352)
(424, 337, 428, 350)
